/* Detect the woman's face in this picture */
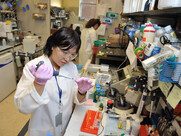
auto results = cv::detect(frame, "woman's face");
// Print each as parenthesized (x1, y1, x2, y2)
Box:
(94, 24, 99, 30)
(50, 46, 78, 69)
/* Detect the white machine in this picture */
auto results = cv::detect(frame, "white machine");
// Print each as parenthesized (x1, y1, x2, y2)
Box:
(23, 36, 40, 54)
(0, 52, 16, 102)
(111, 65, 145, 94)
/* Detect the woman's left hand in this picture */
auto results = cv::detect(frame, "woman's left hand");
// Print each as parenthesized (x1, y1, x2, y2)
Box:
(75, 77, 93, 94)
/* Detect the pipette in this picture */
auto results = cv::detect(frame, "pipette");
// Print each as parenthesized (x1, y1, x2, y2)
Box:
(53, 71, 74, 80)
(35, 61, 74, 80)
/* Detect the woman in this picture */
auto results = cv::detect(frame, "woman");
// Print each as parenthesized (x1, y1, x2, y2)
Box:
(79, 18, 101, 66)
(14, 27, 93, 136)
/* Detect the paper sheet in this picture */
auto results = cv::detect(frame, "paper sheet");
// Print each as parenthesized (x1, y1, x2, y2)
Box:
(97, 4, 107, 16)
(0, 22, 6, 37)
(126, 41, 137, 70)
(159, 81, 172, 97)
(166, 85, 181, 108)
(96, 24, 106, 36)
(103, 114, 129, 135)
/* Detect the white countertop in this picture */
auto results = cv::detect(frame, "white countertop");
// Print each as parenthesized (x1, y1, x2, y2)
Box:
(0, 45, 13, 52)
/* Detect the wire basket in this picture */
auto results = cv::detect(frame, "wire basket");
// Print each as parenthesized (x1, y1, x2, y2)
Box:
(159, 61, 181, 83)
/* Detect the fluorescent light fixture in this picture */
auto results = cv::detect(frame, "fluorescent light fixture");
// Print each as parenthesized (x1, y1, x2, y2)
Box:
(51, 0, 61, 7)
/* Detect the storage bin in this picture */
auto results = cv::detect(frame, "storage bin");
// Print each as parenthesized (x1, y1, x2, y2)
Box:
(109, 34, 120, 44)
(159, 61, 181, 83)
(93, 40, 105, 55)
(158, 0, 181, 9)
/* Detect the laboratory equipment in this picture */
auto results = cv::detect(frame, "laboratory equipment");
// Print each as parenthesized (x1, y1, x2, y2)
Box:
(0, 52, 16, 101)
(35, 61, 74, 80)
(96, 72, 111, 85)
(111, 65, 145, 94)
(142, 44, 180, 70)
(53, 71, 74, 80)
(80, 110, 102, 135)
(149, 90, 156, 118)
(114, 94, 133, 114)
(23, 37, 36, 54)
(136, 88, 148, 117)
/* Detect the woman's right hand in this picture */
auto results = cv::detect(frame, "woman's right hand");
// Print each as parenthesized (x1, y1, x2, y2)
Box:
(29, 62, 53, 85)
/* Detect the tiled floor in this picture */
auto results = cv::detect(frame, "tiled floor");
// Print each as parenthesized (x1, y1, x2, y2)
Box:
(0, 91, 30, 136)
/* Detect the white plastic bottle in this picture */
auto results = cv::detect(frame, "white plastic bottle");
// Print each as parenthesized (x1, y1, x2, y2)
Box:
(143, 24, 156, 43)
(131, 120, 141, 136)
(2, 39, 6, 46)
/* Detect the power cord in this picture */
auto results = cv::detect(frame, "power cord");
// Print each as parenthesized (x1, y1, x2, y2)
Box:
(117, 56, 128, 70)
(97, 111, 105, 136)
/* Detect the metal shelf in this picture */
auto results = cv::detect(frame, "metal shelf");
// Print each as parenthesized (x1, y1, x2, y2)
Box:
(122, 7, 181, 18)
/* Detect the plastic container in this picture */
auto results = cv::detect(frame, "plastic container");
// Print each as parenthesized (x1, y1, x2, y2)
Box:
(131, 120, 141, 136)
(107, 100, 113, 109)
(151, 46, 161, 56)
(164, 25, 177, 38)
(143, 24, 155, 43)
(159, 61, 181, 83)
(171, 50, 181, 82)
(2, 39, 6, 46)
(94, 40, 105, 55)
(100, 89, 105, 97)
(144, 43, 156, 56)
(142, 50, 174, 70)
(156, 27, 166, 37)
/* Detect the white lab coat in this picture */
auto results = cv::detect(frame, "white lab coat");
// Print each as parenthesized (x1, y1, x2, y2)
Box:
(14, 55, 84, 136)
(79, 27, 98, 66)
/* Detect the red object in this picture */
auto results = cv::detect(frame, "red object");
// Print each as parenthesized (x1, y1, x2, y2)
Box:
(107, 100, 113, 104)
(144, 30, 155, 33)
(173, 101, 181, 117)
(93, 46, 98, 55)
(80, 110, 102, 135)
(107, 100, 113, 109)
(139, 125, 148, 136)
(146, 24, 154, 27)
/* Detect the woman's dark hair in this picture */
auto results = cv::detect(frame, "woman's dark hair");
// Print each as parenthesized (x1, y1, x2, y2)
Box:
(43, 27, 81, 57)
(85, 18, 101, 28)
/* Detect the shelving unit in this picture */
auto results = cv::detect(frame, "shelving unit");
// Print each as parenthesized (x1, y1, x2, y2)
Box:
(121, 6, 181, 136)
(122, 7, 181, 18)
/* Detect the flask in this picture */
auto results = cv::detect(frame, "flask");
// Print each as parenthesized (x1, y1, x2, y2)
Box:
(143, 24, 155, 43)
(2, 39, 6, 46)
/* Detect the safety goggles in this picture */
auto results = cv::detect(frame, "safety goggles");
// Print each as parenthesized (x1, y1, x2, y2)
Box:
(57, 47, 77, 60)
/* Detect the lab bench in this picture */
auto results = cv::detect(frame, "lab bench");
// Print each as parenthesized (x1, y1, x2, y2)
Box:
(95, 43, 128, 67)
(64, 102, 130, 136)
(0, 45, 16, 102)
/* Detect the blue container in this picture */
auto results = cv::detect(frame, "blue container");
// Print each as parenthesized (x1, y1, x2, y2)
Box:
(159, 61, 181, 83)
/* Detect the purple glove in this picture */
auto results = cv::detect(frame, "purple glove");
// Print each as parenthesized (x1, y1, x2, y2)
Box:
(75, 77, 94, 94)
(29, 63, 53, 85)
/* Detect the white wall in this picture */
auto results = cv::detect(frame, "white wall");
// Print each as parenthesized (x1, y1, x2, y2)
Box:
(16, 0, 51, 46)
(62, 0, 122, 39)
